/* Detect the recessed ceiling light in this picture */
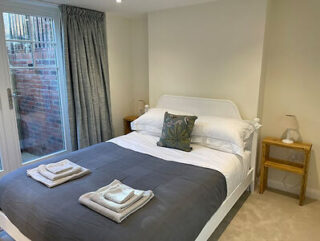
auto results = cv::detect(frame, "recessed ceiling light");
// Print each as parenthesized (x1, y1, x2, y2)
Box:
(116, 0, 122, 3)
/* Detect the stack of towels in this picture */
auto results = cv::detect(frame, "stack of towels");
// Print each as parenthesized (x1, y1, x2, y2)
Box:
(79, 180, 154, 223)
(27, 159, 90, 188)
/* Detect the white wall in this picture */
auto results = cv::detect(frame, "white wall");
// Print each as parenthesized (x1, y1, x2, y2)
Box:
(106, 14, 148, 136)
(106, 14, 133, 137)
(260, 0, 320, 199)
(148, 0, 268, 119)
(131, 16, 149, 114)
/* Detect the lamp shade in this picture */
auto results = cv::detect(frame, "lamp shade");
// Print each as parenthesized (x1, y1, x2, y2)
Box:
(137, 100, 145, 116)
(282, 115, 298, 130)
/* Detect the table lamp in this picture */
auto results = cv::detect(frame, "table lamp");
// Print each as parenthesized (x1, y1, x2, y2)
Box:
(137, 100, 145, 116)
(282, 115, 298, 144)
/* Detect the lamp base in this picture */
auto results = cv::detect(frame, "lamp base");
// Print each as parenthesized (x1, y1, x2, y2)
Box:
(282, 138, 294, 144)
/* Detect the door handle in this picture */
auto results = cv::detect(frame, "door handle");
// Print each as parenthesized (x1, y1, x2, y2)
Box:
(12, 92, 23, 98)
(7, 88, 13, 110)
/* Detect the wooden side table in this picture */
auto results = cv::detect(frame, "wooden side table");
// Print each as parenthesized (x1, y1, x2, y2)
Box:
(123, 115, 138, 134)
(259, 137, 312, 205)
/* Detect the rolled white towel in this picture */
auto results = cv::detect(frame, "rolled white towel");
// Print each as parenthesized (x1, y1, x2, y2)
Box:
(103, 180, 135, 204)
(38, 164, 82, 181)
(46, 160, 73, 174)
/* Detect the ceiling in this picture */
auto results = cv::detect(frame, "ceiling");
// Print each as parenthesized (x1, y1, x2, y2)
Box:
(43, 0, 218, 16)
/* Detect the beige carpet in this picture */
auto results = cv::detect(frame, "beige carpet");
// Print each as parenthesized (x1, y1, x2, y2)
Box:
(1, 189, 319, 241)
(215, 189, 320, 241)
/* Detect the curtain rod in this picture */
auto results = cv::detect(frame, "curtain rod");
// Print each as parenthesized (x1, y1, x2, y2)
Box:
(30, 0, 104, 13)
(3, 0, 107, 14)
(31, 0, 63, 7)
(38, 0, 60, 6)
(3, 0, 60, 8)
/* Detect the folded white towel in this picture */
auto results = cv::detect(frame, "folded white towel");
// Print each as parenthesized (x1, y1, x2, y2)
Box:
(38, 165, 82, 181)
(91, 188, 144, 213)
(102, 180, 135, 204)
(79, 190, 154, 223)
(46, 160, 73, 174)
(27, 162, 90, 188)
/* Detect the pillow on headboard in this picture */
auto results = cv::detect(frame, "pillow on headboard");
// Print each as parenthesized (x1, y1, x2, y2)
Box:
(157, 112, 197, 152)
(191, 116, 261, 157)
(131, 108, 260, 156)
(131, 108, 191, 137)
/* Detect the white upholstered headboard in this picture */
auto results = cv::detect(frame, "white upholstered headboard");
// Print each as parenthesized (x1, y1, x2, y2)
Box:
(156, 95, 242, 120)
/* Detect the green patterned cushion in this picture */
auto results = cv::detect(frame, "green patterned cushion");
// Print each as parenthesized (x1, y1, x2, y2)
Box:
(157, 112, 198, 152)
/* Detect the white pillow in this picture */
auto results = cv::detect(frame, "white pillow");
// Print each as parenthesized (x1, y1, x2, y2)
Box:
(131, 108, 191, 136)
(191, 116, 261, 157)
(131, 108, 261, 157)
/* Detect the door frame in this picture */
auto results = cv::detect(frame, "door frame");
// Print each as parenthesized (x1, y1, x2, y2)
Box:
(0, 0, 71, 176)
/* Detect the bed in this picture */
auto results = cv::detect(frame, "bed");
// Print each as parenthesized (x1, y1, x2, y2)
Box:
(0, 95, 258, 241)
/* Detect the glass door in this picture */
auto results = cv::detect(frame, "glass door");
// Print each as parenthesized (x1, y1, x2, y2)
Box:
(0, 2, 70, 174)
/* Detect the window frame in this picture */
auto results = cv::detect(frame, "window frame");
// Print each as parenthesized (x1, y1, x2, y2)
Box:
(0, 0, 71, 175)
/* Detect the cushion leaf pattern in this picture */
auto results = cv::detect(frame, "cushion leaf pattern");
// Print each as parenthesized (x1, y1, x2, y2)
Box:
(157, 112, 197, 152)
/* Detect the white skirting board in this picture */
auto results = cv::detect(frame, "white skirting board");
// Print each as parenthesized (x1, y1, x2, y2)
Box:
(0, 169, 254, 241)
(267, 179, 320, 201)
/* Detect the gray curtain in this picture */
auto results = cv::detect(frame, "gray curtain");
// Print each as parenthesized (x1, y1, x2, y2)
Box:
(60, 5, 113, 150)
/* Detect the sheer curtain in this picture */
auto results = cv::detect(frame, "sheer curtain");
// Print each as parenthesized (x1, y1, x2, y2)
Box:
(60, 5, 113, 150)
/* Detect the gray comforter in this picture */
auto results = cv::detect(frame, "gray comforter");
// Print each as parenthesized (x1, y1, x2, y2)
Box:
(0, 142, 227, 241)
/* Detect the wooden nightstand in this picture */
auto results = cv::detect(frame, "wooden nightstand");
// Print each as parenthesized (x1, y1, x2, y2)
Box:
(123, 115, 138, 134)
(259, 137, 312, 205)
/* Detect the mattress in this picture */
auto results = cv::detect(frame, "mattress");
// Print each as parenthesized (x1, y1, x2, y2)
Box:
(110, 132, 251, 195)
(0, 141, 227, 241)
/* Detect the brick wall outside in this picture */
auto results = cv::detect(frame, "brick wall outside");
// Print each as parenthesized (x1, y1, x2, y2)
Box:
(8, 44, 65, 156)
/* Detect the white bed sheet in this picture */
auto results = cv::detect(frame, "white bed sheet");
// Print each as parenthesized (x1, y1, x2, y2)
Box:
(109, 132, 251, 196)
